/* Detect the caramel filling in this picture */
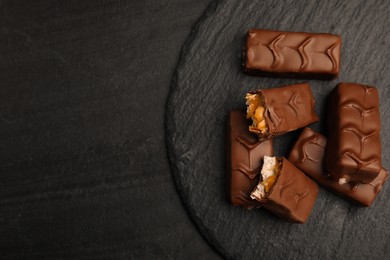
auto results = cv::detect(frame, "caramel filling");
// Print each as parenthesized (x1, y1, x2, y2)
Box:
(251, 156, 282, 200)
(245, 93, 268, 135)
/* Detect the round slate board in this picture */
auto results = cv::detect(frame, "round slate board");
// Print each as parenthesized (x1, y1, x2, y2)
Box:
(166, 0, 390, 259)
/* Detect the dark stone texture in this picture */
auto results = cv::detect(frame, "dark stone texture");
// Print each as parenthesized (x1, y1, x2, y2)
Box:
(166, 0, 390, 259)
(0, 0, 220, 259)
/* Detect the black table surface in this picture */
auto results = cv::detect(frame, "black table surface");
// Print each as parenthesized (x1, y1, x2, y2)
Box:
(0, 0, 220, 259)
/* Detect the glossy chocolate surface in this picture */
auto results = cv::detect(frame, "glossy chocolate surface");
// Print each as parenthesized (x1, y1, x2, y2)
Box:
(289, 127, 388, 207)
(249, 83, 319, 140)
(226, 110, 273, 209)
(256, 157, 319, 223)
(326, 83, 382, 184)
(243, 29, 341, 79)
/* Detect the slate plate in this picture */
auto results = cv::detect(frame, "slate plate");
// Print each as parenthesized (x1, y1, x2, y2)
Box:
(166, 0, 390, 259)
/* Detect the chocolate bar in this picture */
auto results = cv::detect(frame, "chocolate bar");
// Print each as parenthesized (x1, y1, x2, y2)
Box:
(326, 83, 382, 184)
(226, 110, 273, 209)
(289, 127, 388, 207)
(246, 83, 319, 140)
(243, 29, 341, 79)
(251, 156, 318, 223)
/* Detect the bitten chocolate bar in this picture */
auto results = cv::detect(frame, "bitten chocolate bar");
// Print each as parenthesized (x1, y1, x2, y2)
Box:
(326, 83, 382, 184)
(246, 83, 319, 140)
(243, 29, 341, 79)
(226, 110, 273, 209)
(289, 127, 388, 207)
(251, 156, 318, 223)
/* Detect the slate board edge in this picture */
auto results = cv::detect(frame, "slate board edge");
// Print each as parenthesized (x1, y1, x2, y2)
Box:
(164, 0, 229, 258)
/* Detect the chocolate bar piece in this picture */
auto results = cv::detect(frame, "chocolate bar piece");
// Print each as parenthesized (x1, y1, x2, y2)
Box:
(226, 110, 273, 209)
(326, 83, 382, 184)
(243, 29, 341, 79)
(289, 127, 388, 207)
(246, 83, 319, 140)
(251, 156, 318, 223)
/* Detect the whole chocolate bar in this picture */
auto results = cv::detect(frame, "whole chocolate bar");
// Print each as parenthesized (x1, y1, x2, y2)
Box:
(326, 83, 382, 184)
(251, 156, 318, 223)
(226, 110, 273, 209)
(246, 83, 319, 140)
(289, 127, 388, 207)
(243, 29, 341, 79)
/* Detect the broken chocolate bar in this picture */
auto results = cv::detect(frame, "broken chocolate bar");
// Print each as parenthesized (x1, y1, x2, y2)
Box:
(251, 156, 318, 223)
(246, 83, 319, 140)
(226, 110, 273, 209)
(289, 127, 388, 207)
(326, 83, 382, 184)
(243, 29, 341, 79)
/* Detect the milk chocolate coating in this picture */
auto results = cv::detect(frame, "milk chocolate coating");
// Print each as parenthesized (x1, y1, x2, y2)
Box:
(289, 127, 388, 207)
(326, 83, 382, 184)
(249, 83, 319, 140)
(258, 158, 319, 223)
(243, 29, 341, 79)
(227, 110, 273, 209)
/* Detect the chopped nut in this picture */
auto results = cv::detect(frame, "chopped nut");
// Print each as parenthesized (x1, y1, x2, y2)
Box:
(245, 92, 268, 135)
(257, 120, 266, 129)
(254, 106, 264, 122)
(338, 178, 347, 185)
(251, 156, 282, 200)
(245, 93, 259, 119)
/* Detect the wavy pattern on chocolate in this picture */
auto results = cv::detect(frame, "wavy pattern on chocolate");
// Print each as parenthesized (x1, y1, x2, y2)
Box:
(295, 189, 309, 209)
(233, 163, 259, 180)
(326, 43, 339, 71)
(235, 134, 262, 172)
(244, 29, 341, 78)
(343, 127, 375, 154)
(257, 158, 318, 223)
(343, 102, 375, 119)
(289, 128, 388, 207)
(233, 190, 259, 207)
(289, 128, 327, 170)
(227, 110, 273, 209)
(276, 176, 310, 209)
(297, 37, 311, 70)
(250, 83, 318, 140)
(296, 133, 326, 164)
(326, 83, 381, 184)
(278, 178, 295, 198)
(258, 34, 285, 68)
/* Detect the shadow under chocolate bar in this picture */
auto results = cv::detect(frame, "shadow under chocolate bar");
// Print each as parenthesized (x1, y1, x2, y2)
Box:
(243, 29, 341, 79)
(226, 110, 273, 209)
(326, 83, 382, 184)
(289, 127, 388, 207)
(246, 83, 319, 140)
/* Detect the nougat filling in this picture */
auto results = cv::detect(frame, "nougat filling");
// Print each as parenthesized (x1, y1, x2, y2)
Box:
(251, 156, 282, 200)
(245, 93, 268, 135)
